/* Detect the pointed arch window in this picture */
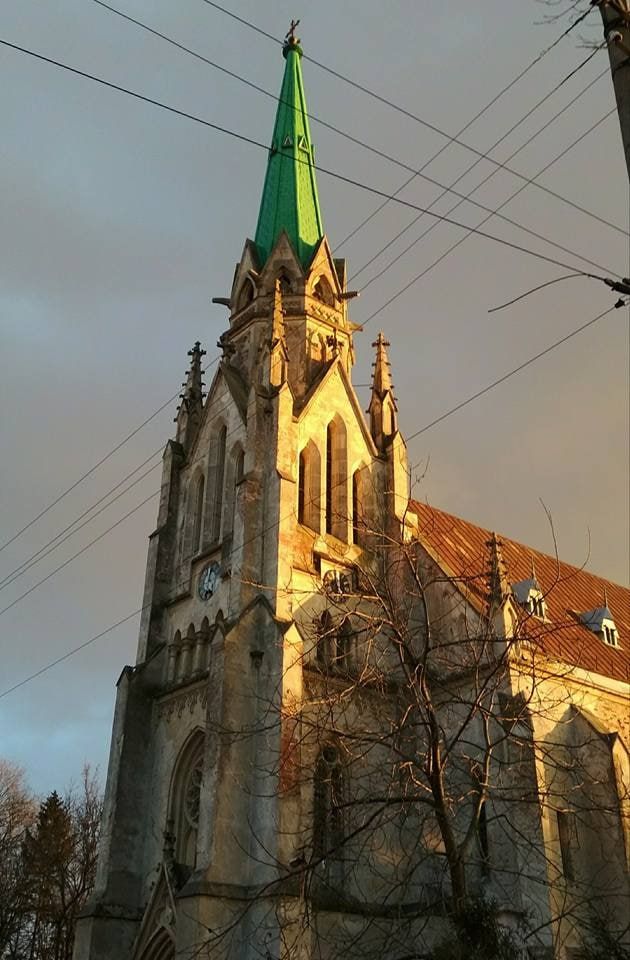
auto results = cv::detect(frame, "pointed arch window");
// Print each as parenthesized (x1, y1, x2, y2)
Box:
(351, 468, 367, 546)
(236, 277, 255, 313)
(298, 441, 321, 533)
(313, 744, 344, 867)
(277, 271, 292, 295)
(313, 276, 334, 306)
(326, 417, 348, 541)
(337, 618, 353, 672)
(223, 444, 244, 542)
(192, 474, 205, 554)
(209, 425, 227, 543)
(316, 610, 334, 669)
(168, 630, 182, 684)
(169, 731, 205, 870)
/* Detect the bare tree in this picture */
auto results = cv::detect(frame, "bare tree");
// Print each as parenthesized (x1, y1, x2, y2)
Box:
(0, 760, 36, 958)
(0, 764, 102, 960)
(191, 498, 629, 960)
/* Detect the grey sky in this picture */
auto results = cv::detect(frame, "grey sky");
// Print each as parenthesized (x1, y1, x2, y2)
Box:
(1, 0, 628, 796)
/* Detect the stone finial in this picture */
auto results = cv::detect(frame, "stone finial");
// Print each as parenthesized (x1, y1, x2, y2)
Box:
(175, 341, 206, 447)
(368, 331, 398, 451)
(487, 532, 510, 608)
(371, 332, 394, 396)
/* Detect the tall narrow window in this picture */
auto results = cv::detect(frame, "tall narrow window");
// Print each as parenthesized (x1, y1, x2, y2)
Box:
(313, 745, 344, 866)
(223, 445, 244, 542)
(192, 474, 204, 554)
(211, 426, 227, 542)
(325, 418, 348, 541)
(317, 611, 334, 668)
(298, 449, 307, 525)
(557, 810, 576, 882)
(478, 800, 490, 876)
(326, 425, 333, 535)
(352, 469, 365, 546)
(298, 441, 321, 533)
(337, 619, 353, 672)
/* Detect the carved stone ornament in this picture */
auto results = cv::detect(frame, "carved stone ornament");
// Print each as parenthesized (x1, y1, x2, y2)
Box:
(157, 685, 208, 722)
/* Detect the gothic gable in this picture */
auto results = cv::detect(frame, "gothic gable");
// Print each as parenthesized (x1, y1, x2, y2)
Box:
(297, 356, 378, 459)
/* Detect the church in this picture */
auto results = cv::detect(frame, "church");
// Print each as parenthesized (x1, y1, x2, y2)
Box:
(74, 29, 630, 960)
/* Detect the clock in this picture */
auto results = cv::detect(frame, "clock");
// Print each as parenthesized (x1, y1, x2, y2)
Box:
(198, 562, 220, 600)
(323, 568, 352, 599)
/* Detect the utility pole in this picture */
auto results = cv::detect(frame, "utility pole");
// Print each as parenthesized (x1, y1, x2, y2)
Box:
(595, 0, 630, 182)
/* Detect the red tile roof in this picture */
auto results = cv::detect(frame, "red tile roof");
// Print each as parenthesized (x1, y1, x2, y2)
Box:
(410, 500, 630, 684)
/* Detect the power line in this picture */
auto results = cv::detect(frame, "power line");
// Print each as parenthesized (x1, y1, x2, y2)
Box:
(0, 455, 162, 591)
(0, 386, 242, 592)
(0, 605, 148, 699)
(0, 340, 217, 555)
(405, 304, 621, 443)
(200, 0, 625, 237)
(88, 0, 614, 279)
(350, 64, 609, 288)
(0, 489, 159, 620)
(0, 38, 619, 286)
(360, 108, 616, 326)
(0, 302, 622, 697)
(336, 36, 604, 253)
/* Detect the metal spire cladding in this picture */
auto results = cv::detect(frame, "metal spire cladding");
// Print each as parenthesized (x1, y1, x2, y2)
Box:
(254, 29, 324, 269)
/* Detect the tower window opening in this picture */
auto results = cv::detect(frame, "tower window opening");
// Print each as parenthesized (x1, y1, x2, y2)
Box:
(192, 474, 205, 554)
(278, 272, 292, 295)
(317, 611, 334, 669)
(337, 619, 353, 671)
(313, 276, 334, 306)
(211, 426, 227, 543)
(325, 418, 348, 541)
(298, 442, 321, 533)
(352, 468, 366, 546)
(236, 277, 255, 312)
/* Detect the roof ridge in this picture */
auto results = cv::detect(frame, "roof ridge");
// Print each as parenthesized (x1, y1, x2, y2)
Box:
(409, 498, 627, 592)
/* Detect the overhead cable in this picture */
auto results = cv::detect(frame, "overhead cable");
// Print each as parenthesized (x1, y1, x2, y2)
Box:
(0, 38, 620, 286)
(199, 0, 625, 236)
(88, 0, 613, 278)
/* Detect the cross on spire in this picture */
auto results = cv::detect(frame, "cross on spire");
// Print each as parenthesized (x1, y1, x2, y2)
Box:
(285, 18, 300, 43)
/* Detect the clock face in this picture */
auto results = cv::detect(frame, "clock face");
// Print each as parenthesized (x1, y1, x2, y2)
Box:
(198, 562, 220, 601)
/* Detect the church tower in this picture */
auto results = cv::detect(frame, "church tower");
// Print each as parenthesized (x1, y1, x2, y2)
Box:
(74, 29, 409, 960)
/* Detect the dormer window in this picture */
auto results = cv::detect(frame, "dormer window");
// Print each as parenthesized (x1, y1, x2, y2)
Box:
(528, 593, 545, 618)
(603, 624, 618, 647)
(512, 577, 546, 619)
(579, 605, 620, 647)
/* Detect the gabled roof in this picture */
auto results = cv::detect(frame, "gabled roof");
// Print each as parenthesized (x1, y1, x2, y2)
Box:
(411, 500, 630, 684)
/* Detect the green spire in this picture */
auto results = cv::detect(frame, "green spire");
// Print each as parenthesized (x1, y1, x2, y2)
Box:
(254, 35, 324, 269)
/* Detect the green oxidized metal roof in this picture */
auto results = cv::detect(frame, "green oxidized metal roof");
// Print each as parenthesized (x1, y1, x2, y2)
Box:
(254, 37, 324, 269)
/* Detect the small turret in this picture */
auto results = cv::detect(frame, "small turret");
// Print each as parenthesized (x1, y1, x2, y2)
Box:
(175, 341, 205, 450)
(368, 332, 398, 452)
